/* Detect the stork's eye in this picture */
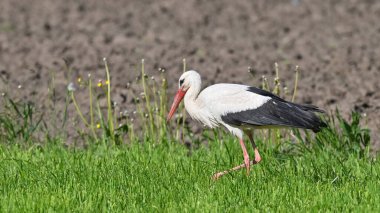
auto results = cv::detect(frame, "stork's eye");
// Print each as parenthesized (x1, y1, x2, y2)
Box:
(179, 79, 184, 86)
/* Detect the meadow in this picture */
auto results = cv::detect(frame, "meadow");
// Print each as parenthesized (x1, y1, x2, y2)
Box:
(1, 133, 379, 212)
(0, 60, 378, 212)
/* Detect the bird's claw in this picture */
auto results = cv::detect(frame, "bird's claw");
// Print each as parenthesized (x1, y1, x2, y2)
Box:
(212, 172, 223, 180)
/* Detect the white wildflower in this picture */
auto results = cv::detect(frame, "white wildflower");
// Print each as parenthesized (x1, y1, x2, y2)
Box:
(67, 82, 76, 91)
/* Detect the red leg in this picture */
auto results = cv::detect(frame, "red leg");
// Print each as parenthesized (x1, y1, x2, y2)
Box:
(245, 130, 262, 163)
(254, 148, 261, 163)
(239, 138, 250, 176)
(212, 131, 262, 180)
(212, 138, 250, 180)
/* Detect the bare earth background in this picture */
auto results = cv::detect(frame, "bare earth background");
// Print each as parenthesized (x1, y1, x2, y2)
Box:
(0, 0, 379, 149)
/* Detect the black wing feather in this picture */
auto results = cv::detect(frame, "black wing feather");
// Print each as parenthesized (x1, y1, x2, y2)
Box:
(221, 87, 326, 132)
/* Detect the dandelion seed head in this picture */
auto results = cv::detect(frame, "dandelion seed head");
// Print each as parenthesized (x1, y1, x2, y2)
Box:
(103, 57, 107, 62)
(295, 65, 300, 72)
(67, 82, 76, 91)
(18, 85, 22, 89)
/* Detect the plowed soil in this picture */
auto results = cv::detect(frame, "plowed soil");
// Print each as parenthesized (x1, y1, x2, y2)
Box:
(0, 0, 379, 149)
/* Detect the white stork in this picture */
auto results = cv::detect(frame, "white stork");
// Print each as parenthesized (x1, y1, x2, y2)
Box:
(167, 70, 326, 179)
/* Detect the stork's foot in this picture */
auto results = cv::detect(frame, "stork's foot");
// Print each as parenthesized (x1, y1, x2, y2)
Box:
(212, 137, 262, 180)
(212, 171, 228, 180)
(211, 160, 260, 180)
(254, 148, 262, 163)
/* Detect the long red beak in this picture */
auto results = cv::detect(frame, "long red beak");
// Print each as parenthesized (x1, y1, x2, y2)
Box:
(167, 89, 187, 122)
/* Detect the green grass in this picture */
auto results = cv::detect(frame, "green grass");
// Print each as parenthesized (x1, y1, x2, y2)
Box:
(1, 60, 378, 211)
(0, 136, 379, 212)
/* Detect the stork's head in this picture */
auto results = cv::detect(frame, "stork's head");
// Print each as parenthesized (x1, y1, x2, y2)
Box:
(167, 70, 201, 122)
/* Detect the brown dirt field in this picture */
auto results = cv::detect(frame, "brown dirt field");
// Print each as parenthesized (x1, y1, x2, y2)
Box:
(0, 0, 379, 149)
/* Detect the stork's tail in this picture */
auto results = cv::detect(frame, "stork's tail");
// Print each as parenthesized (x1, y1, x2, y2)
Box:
(295, 103, 327, 132)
